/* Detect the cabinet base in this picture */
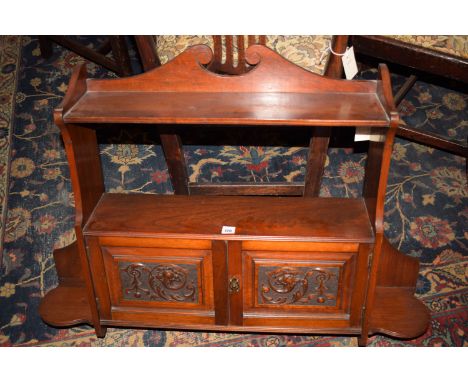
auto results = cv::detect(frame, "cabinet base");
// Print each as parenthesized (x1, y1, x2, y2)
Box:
(39, 239, 430, 345)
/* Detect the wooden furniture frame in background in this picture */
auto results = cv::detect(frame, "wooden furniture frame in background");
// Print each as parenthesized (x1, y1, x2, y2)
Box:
(352, 35, 468, 84)
(352, 35, 468, 159)
(39, 35, 133, 77)
(39, 44, 430, 346)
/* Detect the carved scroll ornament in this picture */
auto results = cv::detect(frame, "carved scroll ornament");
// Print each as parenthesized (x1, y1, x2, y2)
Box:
(259, 266, 339, 306)
(120, 262, 197, 303)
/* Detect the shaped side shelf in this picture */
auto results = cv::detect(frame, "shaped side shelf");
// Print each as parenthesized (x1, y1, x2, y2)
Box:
(369, 286, 430, 338)
(39, 242, 92, 327)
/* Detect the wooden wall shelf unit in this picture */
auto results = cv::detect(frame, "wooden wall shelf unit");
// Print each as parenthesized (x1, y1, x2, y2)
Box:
(39, 45, 430, 345)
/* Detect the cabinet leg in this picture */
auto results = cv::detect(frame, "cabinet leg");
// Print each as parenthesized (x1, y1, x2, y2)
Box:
(95, 324, 107, 338)
(358, 334, 368, 347)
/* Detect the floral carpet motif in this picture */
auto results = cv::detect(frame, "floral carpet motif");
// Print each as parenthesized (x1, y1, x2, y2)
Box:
(0, 37, 466, 347)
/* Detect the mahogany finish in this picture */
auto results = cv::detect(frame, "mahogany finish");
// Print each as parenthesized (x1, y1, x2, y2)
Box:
(188, 183, 304, 196)
(38, 285, 92, 327)
(212, 240, 229, 325)
(64, 91, 390, 126)
(135, 35, 348, 78)
(160, 132, 189, 194)
(84, 194, 374, 242)
(38, 242, 92, 327)
(134, 36, 161, 71)
(369, 286, 430, 338)
(39, 44, 430, 345)
(134, 36, 348, 197)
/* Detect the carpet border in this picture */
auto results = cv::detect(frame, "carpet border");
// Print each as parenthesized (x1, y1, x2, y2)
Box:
(0, 35, 22, 264)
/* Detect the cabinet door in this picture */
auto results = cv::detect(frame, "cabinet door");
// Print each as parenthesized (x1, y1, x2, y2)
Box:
(232, 241, 370, 331)
(86, 237, 217, 327)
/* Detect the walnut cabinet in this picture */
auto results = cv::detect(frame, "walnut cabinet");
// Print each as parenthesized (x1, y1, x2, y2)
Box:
(39, 45, 430, 345)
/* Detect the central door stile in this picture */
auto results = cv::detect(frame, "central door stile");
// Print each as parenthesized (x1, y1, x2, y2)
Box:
(227, 240, 243, 326)
(212, 240, 229, 325)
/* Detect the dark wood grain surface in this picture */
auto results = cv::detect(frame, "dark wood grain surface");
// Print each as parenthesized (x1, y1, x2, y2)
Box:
(84, 193, 374, 243)
(40, 40, 430, 344)
(64, 91, 390, 126)
(61, 44, 392, 126)
(38, 285, 92, 327)
(369, 286, 431, 338)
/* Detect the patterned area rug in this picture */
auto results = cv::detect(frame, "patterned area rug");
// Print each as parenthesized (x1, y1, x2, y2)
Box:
(0, 36, 466, 347)
(0, 36, 21, 256)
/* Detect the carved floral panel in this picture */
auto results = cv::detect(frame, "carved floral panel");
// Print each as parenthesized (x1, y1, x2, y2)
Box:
(119, 262, 199, 303)
(257, 265, 340, 307)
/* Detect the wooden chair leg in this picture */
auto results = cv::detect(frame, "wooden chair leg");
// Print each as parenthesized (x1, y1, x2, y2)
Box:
(326, 36, 355, 148)
(160, 130, 189, 195)
(397, 126, 468, 158)
(96, 39, 112, 55)
(135, 36, 161, 71)
(394, 75, 418, 106)
(394, 75, 468, 158)
(109, 36, 133, 77)
(305, 36, 349, 193)
(304, 127, 331, 196)
(42, 36, 132, 76)
(38, 36, 54, 58)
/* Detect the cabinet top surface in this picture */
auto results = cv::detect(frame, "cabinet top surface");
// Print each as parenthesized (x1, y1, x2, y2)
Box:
(84, 193, 374, 243)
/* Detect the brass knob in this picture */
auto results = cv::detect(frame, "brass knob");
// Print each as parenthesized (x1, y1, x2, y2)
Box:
(229, 276, 240, 293)
(317, 296, 326, 304)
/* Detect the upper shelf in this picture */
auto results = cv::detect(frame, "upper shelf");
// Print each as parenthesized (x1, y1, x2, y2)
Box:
(64, 91, 389, 126)
(59, 44, 398, 127)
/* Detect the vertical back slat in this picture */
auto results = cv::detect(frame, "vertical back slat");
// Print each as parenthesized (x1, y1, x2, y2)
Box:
(225, 35, 234, 68)
(212, 35, 223, 66)
(237, 35, 245, 70)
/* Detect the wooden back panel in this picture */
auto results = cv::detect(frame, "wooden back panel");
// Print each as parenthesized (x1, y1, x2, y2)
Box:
(209, 35, 267, 74)
(135, 35, 348, 77)
(88, 44, 376, 94)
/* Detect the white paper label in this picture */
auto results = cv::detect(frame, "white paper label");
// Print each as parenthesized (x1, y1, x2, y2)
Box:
(355, 126, 385, 142)
(221, 226, 236, 234)
(342, 46, 358, 80)
(354, 126, 372, 142)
